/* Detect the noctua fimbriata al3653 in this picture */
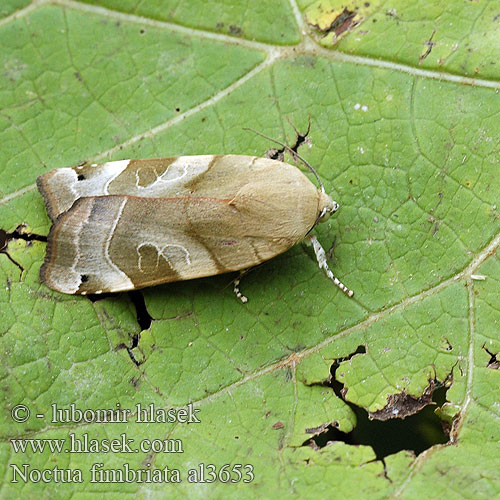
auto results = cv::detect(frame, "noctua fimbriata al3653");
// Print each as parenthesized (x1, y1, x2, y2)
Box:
(37, 149, 353, 301)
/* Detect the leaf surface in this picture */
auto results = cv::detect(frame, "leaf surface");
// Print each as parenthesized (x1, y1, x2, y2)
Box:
(1, 1, 499, 498)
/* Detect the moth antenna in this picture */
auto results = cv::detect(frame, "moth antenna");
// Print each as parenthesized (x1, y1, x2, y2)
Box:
(243, 127, 325, 193)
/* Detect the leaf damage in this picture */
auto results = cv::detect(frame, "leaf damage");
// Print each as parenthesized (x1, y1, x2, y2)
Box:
(1, 224, 48, 245)
(368, 383, 435, 421)
(0, 225, 47, 275)
(304, 1, 373, 44)
(115, 335, 145, 367)
(305, 421, 339, 436)
(265, 120, 311, 162)
(111, 291, 152, 366)
(418, 29, 437, 65)
(483, 345, 500, 370)
(128, 290, 153, 331)
(308, 7, 360, 41)
(301, 348, 451, 459)
(86, 288, 152, 367)
(0, 229, 6, 252)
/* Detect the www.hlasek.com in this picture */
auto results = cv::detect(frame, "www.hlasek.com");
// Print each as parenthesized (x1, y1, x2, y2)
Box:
(9, 403, 254, 484)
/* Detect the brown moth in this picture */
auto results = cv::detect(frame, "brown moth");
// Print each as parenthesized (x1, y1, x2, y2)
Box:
(37, 154, 353, 300)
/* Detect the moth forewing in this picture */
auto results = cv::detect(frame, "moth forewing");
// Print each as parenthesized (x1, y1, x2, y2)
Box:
(37, 155, 353, 297)
(37, 156, 313, 220)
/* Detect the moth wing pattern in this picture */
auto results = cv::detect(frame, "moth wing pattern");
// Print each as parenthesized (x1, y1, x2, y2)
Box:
(37, 155, 354, 296)
(40, 180, 319, 294)
(37, 156, 309, 220)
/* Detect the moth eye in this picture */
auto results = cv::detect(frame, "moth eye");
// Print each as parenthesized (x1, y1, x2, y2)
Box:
(319, 209, 331, 222)
(77, 174, 85, 181)
(80, 274, 89, 283)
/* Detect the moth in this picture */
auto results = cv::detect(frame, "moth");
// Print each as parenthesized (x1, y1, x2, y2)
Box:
(37, 147, 353, 301)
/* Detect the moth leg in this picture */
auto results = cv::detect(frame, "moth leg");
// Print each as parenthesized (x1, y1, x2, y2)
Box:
(233, 270, 249, 303)
(306, 234, 354, 297)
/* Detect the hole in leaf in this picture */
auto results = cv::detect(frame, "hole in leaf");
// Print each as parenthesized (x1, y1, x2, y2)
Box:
(86, 290, 152, 332)
(483, 345, 500, 370)
(303, 346, 450, 459)
(126, 345, 141, 366)
(265, 120, 311, 161)
(86, 290, 152, 367)
(115, 341, 142, 367)
(0, 226, 47, 274)
(0, 229, 7, 251)
(87, 292, 113, 302)
(4, 225, 47, 243)
(128, 290, 152, 331)
(130, 334, 139, 349)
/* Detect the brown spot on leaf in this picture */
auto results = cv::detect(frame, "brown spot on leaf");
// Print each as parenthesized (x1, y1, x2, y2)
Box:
(130, 376, 141, 388)
(305, 1, 372, 44)
(332, 9, 358, 37)
(305, 421, 338, 436)
(272, 421, 284, 430)
(229, 25, 242, 36)
(309, 8, 358, 36)
(488, 360, 500, 370)
(369, 383, 435, 421)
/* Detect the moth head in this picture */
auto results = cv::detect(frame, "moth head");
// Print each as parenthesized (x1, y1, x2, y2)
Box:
(318, 192, 339, 223)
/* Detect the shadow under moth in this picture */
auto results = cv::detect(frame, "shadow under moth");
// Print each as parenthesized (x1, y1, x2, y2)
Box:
(37, 153, 353, 301)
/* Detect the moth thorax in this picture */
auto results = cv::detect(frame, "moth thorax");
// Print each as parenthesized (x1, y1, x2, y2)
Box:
(318, 192, 339, 223)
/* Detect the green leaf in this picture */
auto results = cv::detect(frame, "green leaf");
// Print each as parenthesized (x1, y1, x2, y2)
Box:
(1, 1, 499, 498)
(0, 0, 30, 19)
